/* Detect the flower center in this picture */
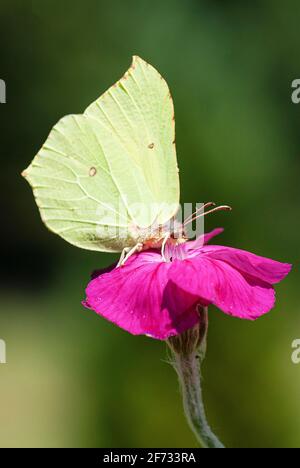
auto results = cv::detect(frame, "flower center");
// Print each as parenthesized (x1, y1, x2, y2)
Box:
(164, 242, 188, 262)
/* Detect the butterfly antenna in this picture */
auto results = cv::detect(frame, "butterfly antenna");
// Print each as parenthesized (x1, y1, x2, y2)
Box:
(184, 202, 216, 225)
(184, 204, 232, 226)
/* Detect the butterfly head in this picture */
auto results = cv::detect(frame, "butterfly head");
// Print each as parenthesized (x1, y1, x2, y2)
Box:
(137, 219, 187, 251)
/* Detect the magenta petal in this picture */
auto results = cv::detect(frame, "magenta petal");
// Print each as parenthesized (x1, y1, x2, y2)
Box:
(203, 227, 224, 244)
(186, 228, 224, 251)
(83, 252, 200, 340)
(201, 245, 292, 284)
(169, 256, 276, 319)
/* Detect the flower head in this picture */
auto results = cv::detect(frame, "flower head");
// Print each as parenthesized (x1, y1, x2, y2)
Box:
(83, 228, 291, 340)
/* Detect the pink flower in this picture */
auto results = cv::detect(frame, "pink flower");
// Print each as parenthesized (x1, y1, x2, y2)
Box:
(83, 228, 291, 340)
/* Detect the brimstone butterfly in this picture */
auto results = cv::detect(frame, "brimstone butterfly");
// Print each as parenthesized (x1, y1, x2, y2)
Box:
(22, 56, 184, 262)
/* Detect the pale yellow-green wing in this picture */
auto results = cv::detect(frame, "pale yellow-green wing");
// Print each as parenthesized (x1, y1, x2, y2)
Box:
(22, 56, 180, 252)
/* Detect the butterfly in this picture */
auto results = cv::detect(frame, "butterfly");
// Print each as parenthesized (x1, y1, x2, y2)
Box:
(21, 56, 292, 450)
(22, 56, 228, 265)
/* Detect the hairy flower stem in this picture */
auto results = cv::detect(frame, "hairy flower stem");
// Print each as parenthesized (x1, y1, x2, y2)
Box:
(167, 308, 224, 449)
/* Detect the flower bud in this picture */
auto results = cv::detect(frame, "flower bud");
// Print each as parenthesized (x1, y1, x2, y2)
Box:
(167, 306, 208, 358)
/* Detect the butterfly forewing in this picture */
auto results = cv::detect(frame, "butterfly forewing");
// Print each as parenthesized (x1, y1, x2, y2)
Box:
(23, 56, 180, 252)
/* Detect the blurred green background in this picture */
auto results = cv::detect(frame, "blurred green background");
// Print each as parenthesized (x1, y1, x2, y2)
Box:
(0, 0, 299, 448)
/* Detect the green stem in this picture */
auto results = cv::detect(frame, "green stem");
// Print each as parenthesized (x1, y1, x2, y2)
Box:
(167, 307, 224, 448)
(171, 350, 224, 448)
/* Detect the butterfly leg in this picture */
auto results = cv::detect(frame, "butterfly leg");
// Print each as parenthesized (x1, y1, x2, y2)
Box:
(117, 243, 143, 267)
(161, 232, 170, 262)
